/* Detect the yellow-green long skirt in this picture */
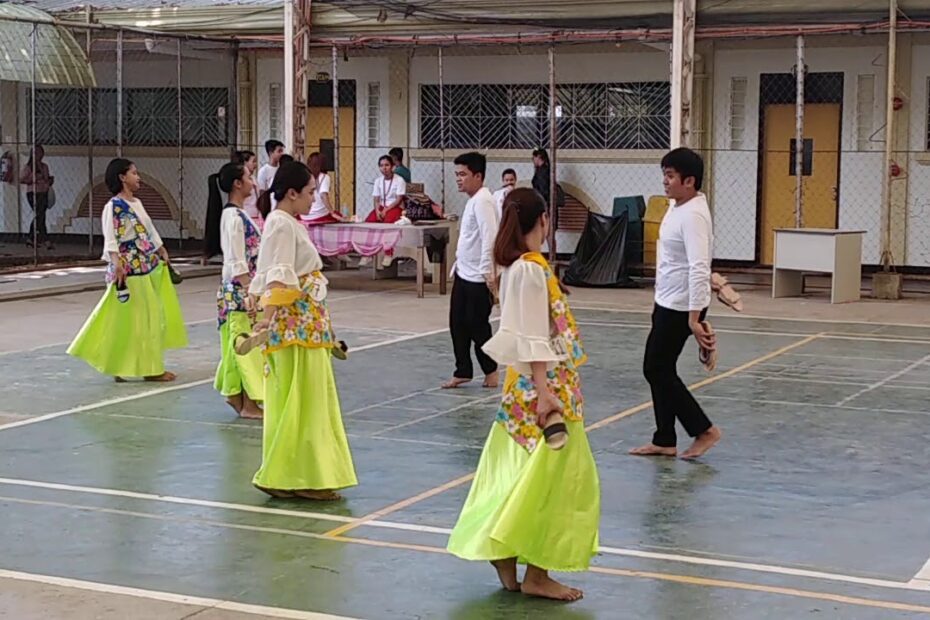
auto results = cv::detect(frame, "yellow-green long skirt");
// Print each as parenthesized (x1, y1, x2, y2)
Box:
(67, 263, 188, 377)
(214, 311, 264, 401)
(446, 420, 600, 572)
(252, 345, 357, 491)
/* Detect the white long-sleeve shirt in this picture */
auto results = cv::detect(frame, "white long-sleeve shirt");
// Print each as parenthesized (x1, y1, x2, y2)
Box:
(221, 206, 259, 281)
(248, 209, 324, 296)
(483, 258, 564, 375)
(453, 186, 498, 284)
(654, 193, 713, 312)
(100, 196, 163, 262)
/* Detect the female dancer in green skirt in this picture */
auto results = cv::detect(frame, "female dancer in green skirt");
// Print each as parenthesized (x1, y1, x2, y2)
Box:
(68, 159, 187, 381)
(245, 161, 357, 500)
(203, 162, 264, 419)
(447, 188, 600, 601)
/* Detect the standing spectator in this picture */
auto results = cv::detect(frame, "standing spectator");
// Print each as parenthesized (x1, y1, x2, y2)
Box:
(21, 145, 54, 250)
(389, 147, 412, 183)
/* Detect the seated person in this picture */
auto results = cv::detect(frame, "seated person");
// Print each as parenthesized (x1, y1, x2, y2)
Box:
(367, 155, 406, 223)
(302, 152, 344, 225)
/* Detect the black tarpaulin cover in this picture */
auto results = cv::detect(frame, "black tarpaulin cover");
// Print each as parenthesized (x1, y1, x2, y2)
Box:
(562, 211, 638, 288)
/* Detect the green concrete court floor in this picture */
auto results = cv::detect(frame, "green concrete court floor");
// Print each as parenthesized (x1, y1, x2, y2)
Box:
(2, 309, 930, 619)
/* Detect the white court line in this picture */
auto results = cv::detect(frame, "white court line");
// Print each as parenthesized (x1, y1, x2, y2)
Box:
(2, 484, 926, 595)
(735, 372, 930, 392)
(572, 320, 930, 345)
(0, 326, 451, 434)
(85, 412, 484, 450)
(571, 304, 930, 329)
(835, 353, 930, 406)
(700, 395, 930, 417)
(0, 569, 356, 619)
(909, 558, 930, 586)
(371, 393, 500, 436)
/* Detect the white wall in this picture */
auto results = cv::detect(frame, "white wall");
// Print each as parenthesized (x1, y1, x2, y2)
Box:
(712, 44, 888, 263)
(907, 44, 930, 267)
(2, 53, 234, 238)
(408, 49, 669, 251)
(255, 53, 391, 220)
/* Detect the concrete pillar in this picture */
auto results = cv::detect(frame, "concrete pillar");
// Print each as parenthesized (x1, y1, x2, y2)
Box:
(670, 0, 696, 148)
(0, 81, 21, 235)
(388, 51, 410, 150)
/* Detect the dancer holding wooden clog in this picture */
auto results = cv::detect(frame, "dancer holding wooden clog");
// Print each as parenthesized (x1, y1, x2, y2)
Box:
(447, 188, 599, 602)
(243, 161, 357, 500)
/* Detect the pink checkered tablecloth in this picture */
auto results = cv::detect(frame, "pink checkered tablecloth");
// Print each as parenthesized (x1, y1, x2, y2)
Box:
(302, 222, 404, 257)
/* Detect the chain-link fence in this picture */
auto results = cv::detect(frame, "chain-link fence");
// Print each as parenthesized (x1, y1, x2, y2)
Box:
(0, 17, 237, 266)
(4, 11, 930, 273)
(290, 35, 930, 273)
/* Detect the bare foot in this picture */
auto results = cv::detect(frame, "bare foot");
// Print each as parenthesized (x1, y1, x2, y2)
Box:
(253, 484, 296, 499)
(239, 403, 263, 420)
(629, 443, 678, 457)
(482, 371, 499, 389)
(521, 567, 583, 602)
(441, 377, 471, 389)
(490, 558, 520, 592)
(680, 426, 722, 460)
(225, 393, 244, 415)
(238, 395, 263, 419)
(294, 489, 342, 501)
(144, 371, 176, 382)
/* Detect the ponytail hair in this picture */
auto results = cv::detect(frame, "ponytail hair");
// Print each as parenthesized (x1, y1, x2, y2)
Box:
(257, 190, 273, 219)
(203, 172, 223, 259)
(493, 188, 548, 268)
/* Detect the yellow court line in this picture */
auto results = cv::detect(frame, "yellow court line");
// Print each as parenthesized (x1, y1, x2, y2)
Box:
(585, 332, 823, 431)
(325, 333, 823, 537)
(330, 535, 930, 615)
(323, 473, 476, 537)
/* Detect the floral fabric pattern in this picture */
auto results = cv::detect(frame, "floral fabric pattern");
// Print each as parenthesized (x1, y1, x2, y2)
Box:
(265, 271, 334, 353)
(495, 252, 587, 452)
(217, 209, 262, 328)
(105, 198, 159, 284)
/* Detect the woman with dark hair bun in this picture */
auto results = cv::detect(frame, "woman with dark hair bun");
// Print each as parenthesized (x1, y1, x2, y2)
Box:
(447, 188, 600, 602)
(206, 162, 264, 419)
(239, 161, 357, 500)
(67, 158, 188, 382)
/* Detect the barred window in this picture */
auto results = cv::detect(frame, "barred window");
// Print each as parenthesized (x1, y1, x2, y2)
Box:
(419, 81, 669, 150)
(29, 87, 229, 147)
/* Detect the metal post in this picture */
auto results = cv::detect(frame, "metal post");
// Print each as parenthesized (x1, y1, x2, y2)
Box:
(86, 9, 94, 255)
(438, 47, 445, 208)
(670, 0, 696, 148)
(30, 24, 37, 264)
(794, 35, 805, 228)
(116, 28, 123, 158)
(548, 46, 557, 262)
(880, 0, 898, 270)
(177, 38, 184, 249)
(331, 44, 341, 212)
(284, 0, 295, 150)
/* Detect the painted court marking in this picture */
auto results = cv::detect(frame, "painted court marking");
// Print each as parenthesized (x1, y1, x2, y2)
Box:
(834, 353, 930, 406)
(1, 485, 928, 596)
(0, 325, 451, 434)
(325, 333, 824, 537)
(0, 568, 358, 620)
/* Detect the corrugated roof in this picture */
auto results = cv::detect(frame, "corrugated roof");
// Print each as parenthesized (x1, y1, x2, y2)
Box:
(40, 0, 930, 38)
(10, 0, 280, 11)
(0, 4, 95, 86)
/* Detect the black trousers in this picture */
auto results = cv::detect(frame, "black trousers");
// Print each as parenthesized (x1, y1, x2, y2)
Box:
(27, 191, 49, 243)
(450, 274, 498, 379)
(643, 303, 712, 447)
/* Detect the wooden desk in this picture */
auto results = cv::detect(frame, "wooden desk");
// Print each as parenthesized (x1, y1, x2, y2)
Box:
(772, 228, 864, 304)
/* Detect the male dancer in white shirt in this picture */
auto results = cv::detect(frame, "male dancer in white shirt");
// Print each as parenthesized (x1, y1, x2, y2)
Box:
(442, 152, 500, 390)
(630, 147, 722, 459)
